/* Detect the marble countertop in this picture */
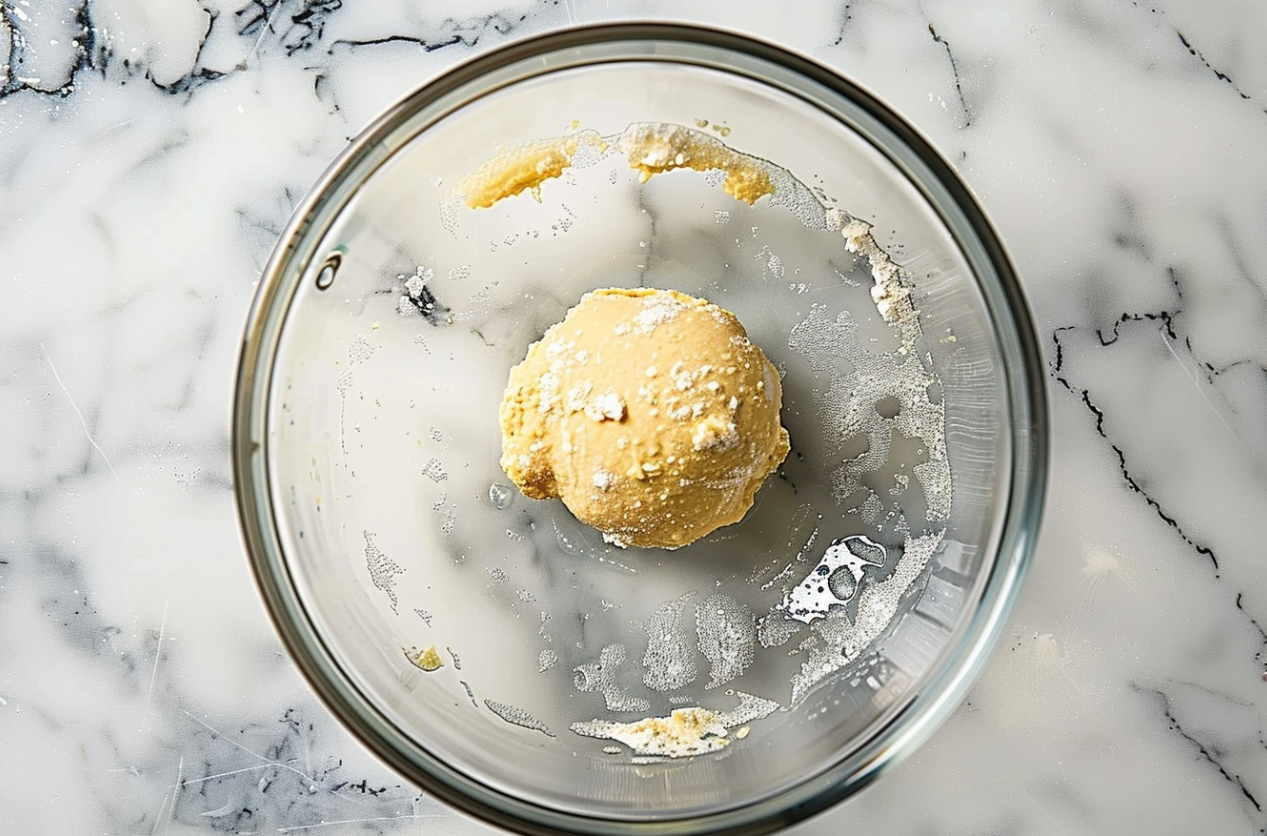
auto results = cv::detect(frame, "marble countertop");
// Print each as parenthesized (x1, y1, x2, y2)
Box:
(4, 1, 1266, 833)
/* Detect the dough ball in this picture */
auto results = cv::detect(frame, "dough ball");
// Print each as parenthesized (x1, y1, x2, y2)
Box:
(499, 288, 790, 549)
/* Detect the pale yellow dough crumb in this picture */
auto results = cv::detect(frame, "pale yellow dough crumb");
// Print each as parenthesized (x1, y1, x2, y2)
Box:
(457, 131, 607, 209)
(499, 288, 790, 549)
(404, 645, 444, 672)
(571, 707, 731, 757)
(619, 123, 772, 204)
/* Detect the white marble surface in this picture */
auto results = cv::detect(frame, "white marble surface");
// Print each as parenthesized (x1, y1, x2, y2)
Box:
(3, 0, 1266, 833)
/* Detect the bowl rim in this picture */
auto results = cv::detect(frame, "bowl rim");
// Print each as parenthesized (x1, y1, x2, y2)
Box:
(232, 20, 1049, 836)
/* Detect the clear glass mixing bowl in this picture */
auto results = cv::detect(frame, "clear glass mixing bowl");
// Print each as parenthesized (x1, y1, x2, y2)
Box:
(233, 23, 1047, 836)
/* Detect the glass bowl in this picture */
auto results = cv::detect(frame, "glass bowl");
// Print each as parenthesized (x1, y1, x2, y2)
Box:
(232, 22, 1047, 836)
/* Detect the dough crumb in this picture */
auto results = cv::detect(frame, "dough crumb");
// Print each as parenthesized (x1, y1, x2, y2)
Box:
(404, 645, 444, 672)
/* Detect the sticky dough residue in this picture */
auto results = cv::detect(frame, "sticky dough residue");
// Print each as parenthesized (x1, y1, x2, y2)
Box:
(458, 131, 608, 209)
(453, 122, 917, 337)
(456, 124, 773, 209)
(788, 297, 951, 519)
(570, 692, 779, 758)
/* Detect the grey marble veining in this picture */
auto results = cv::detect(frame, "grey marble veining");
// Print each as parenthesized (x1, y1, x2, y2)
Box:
(3, 1, 1266, 834)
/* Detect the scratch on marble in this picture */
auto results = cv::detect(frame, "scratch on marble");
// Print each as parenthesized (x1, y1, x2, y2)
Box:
(1107, 604, 1150, 676)
(181, 710, 316, 783)
(180, 763, 276, 786)
(142, 788, 170, 836)
(166, 756, 184, 834)
(276, 814, 441, 832)
(1216, 217, 1267, 306)
(1159, 329, 1238, 441)
(1024, 787, 1075, 836)
(177, 709, 373, 812)
(141, 598, 169, 732)
(40, 342, 124, 488)
(143, 755, 183, 836)
(199, 799, 236, 817)
(1077, 546, 1149, 672)
(246, 0, 282, 67)
(298, 707, 314, 779)
(179, 714, 334, 790)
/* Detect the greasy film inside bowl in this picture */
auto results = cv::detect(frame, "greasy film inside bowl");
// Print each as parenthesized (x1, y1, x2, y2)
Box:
(267, 61, 1009, 817)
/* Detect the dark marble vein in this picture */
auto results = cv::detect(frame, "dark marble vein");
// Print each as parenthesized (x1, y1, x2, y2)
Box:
(1134, 682, 1264, 818)
(327, 13, 520, 56)
(151, 67, 226, 97)
(172, 707, 419, 831)
(830, 1, 853, 47)
(1050, 269, 1224, 578)
(1, 0, 348, 102)
(1051, 338, 1221, 575)
(0, 0, 104, 100)
(21, 545, 147, 679)
(927, 22, 973, 128)
(1090, 265, 1181, 347)
(236, 0, 345, 58)
(312, 71, 340, 114)
(1175, 30, 1267, 117)
(1235, 594, 1267, 665)
(145, 10, 223, 97)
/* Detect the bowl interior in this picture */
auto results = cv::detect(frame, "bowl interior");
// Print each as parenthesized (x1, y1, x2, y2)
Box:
(247, 32, 1034, 832)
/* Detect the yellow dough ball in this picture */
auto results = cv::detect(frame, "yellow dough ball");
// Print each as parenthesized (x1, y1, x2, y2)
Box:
(499, 288, 790, 549)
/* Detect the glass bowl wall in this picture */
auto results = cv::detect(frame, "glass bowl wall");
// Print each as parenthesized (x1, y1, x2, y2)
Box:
(233, 23, 1047, 836)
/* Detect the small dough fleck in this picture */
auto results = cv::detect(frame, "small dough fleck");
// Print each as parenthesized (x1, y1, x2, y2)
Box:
(499, 288, 790, 549)
(405, 645, 444, 672)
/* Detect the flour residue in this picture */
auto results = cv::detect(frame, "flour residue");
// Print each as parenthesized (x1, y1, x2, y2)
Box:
(642, 594, 698, 692)
(573, 644, 651, 713)
(788, 302, 950, 519)
(695, 594, 756, 689)
(485, 699, 556, 737)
